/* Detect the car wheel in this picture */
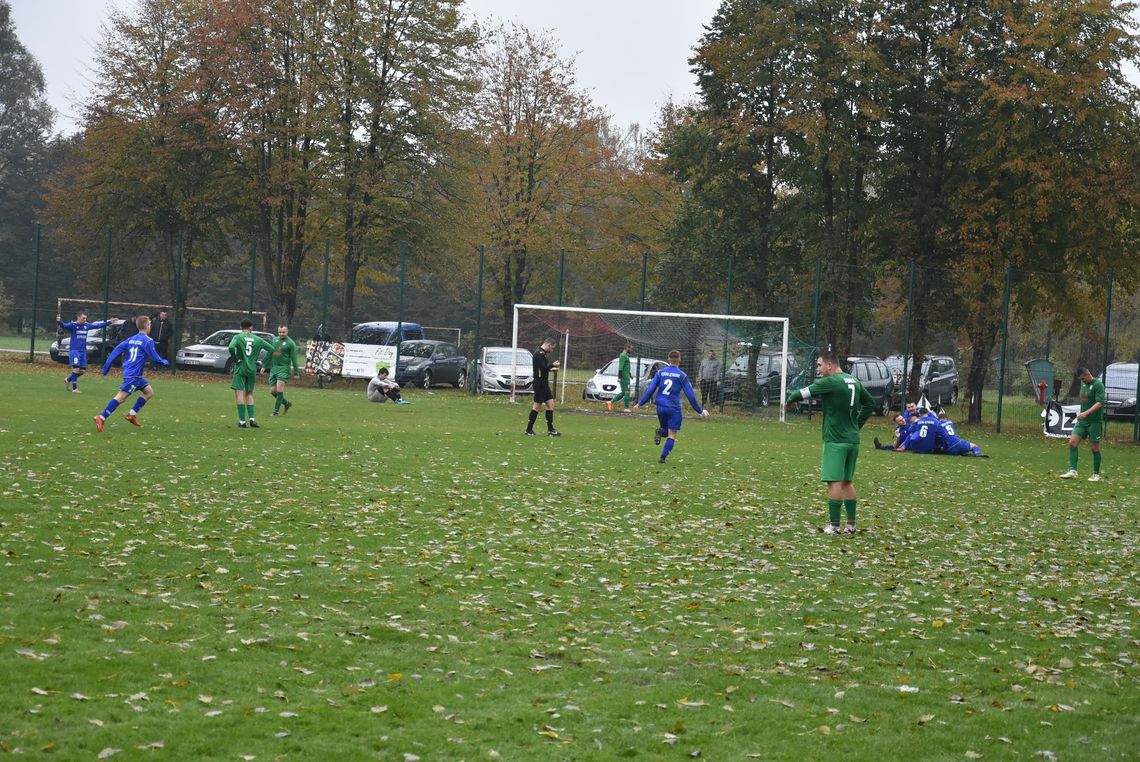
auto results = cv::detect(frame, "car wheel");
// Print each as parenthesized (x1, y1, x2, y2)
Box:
(454, 369, 467, 389)
(759, 385, 771, 407)
(878, 394, 890, 416)
(223, 358, 234, 374)
(420, 370, 433, 389)
(949, 387, 958, 406)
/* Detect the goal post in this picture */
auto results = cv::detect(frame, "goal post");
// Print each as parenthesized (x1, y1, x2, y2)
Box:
(511, 304, 800, 422)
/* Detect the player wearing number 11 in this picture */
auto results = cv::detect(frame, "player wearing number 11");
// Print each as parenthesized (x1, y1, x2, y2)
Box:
(785, 349, 875, 535)
(229, 319, 276, 428)
(93, 315, 169, 431)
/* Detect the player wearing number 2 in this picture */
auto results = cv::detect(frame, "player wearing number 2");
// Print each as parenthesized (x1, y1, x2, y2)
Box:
(632, 350, 709, 463)
(785, 349, 875, 535)
(229, 319, 276, 428)
(93, 316, 169, 431)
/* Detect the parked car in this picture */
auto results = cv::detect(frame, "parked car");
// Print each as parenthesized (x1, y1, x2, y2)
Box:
(476, 347, 534, 394)
(1101, 362, 1138, 419)
(395, 340, 467, 388)
(885, 354, 960, 406)
(50, 325, 118, 364)
(176, 329, 274, 372)
(842, 355, 896, 416)
(350, 321, 424, 345)
(723, 351, 797, 406)
(583, 356, 667, 401)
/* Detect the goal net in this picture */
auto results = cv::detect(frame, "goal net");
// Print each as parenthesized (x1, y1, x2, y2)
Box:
(511, 304, 813, 421)
(57, 298, 268, 349)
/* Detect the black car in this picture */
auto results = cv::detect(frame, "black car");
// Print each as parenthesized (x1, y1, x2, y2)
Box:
(395, 340, 467, 389)
(1101, 362, 1138, 419)
(842, 356, 896, 416)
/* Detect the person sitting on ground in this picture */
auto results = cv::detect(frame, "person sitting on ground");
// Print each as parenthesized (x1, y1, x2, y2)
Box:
(935, 411, 985, 456)
(367, 367, 409, 404)
(874, 414, 911, 450)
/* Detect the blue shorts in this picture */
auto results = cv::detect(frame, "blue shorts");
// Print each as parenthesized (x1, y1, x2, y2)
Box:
(69, 350, 87, 368)
(119, 376, 150, 395)
(657, 408, 683, 432)
(943, 440, 971, 456)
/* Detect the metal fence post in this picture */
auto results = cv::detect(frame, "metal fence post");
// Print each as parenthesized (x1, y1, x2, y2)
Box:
(995, 265, 1012, 433)
(395, 240, 407, 372)
(902, 263, 916, 402)
(28, 224, 41, 363)
(471, 245, 484, 394)
(173, 230, 183, 376)
(719, 254, 733, 413)
(248, 238, 257, 318)
(1102, 269, 1113, 377)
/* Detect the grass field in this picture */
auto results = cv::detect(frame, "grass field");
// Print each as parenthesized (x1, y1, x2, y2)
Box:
(1, 358, 1136, 760)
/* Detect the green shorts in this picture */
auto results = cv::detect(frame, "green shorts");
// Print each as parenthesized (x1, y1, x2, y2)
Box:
(821, 442, 859, 483)
(1072, 419, 1103, 443)
(230, 371, 256, 393)
(268, 369, 291, 386)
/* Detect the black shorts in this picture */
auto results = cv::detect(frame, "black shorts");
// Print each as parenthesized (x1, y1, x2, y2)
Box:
(533, 379, 554, 404)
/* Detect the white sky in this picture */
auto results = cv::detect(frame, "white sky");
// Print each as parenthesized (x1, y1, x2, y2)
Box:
(9, 0, 1139, 137)
(8, 0, 722, 135)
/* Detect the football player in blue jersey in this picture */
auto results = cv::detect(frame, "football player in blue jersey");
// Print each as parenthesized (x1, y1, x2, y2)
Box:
(896, 407, 939, 453)
(57, 311, 118, 393)
(874, 414, 911, 450)
(632, 350, 709, 463)
(93, 316, 170, 432)
(935, 411, 984, 456)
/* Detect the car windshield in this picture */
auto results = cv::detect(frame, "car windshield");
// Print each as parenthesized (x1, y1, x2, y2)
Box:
(201, 332, 237, 347)
(485, 350, 529, 365)
(400, 342, 435, 358)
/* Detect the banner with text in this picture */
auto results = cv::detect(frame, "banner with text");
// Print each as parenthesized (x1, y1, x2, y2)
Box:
(1041, 400, 1079, 438)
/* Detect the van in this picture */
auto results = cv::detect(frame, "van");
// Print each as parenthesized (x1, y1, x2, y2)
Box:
(350, 321, 424, 345)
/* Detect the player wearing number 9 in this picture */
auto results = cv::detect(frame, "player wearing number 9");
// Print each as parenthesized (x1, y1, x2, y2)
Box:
(785, 349, 875, 535)
(93, 315, 170, 432)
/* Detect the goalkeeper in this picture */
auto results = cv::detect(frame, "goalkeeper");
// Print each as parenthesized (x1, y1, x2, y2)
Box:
(607, 342, 633, 411)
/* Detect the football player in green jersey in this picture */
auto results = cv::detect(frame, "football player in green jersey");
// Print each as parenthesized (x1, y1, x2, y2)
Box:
(1059, 367, 1106, 481)
(264, 324, 302, 416)
(786, 349, 876, 535)
(228, 319, 276, 428)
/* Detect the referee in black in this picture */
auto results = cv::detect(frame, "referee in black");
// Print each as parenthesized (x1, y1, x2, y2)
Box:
(526, 338, 561, 436)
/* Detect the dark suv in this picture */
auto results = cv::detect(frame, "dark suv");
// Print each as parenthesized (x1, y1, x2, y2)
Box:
(843, 356, 896, 416)
(885, 354, 960, 406)
(395, 340, 467, 389)
(723, 351, 796, 406)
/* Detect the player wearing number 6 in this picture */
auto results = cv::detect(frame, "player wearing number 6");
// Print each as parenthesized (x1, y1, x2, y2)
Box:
(93, 316, 169, 431)
(229, 319, 276, 428)
(785, 349, 875, 535)
(632, 350, 709, 463)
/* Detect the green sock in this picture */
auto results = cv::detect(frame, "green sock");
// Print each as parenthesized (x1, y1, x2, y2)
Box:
(844, 499, 856, 523)
(1068, 447, 1078, 470)
(827, 499, 842, 526)
(237, 404, 246, 422)
(1092, 450, 1101, 474)
(248, 404, 256, 420)
(275, 394, 284, 412)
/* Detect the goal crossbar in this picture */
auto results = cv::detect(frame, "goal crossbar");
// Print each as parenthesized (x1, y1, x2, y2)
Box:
(511, 303, 791, 421)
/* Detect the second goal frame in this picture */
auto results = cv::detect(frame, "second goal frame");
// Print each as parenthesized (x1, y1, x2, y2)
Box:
(511, 303, 792, 422)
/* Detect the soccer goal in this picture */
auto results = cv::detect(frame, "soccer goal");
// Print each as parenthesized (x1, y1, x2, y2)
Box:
(57, 298, 268, 345)
(511, 304, 809, 421)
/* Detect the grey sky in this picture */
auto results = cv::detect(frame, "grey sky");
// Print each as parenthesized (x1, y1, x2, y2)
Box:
(9, 0, 721, 135)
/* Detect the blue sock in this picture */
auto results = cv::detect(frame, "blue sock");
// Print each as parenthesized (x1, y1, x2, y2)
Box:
(66, 372, 76, 385)
(101, 398, 120, 419)
(971, 445, 980, 455)
(661, 437, 675, 460)
(131, 398, 147, 414)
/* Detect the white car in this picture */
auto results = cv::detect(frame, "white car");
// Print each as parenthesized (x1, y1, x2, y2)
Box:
(583, 356, 667, 401)
(176, 329, 274, 372)
(476, 347, 534, 393)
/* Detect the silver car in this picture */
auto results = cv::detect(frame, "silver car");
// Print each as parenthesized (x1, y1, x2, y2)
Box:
(476, 347, 534, 394)
(1101, 362, 1138, 419)
(176, 329, 274, 372)
(583, 356, 667, 401)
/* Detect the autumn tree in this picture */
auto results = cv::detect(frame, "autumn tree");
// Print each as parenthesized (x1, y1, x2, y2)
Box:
(465, 24, 613, 332)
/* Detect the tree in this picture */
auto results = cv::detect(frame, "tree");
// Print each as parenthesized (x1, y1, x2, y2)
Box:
(0, 0, 53, 321)
(465, 24, 613, 331)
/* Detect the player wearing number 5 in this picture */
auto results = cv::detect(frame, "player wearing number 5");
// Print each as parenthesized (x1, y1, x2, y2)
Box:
(785, 349, 875, 535)
(228, 319, 276, 428)
(93, 316, 169, 431)
(632, 350, 709, 464)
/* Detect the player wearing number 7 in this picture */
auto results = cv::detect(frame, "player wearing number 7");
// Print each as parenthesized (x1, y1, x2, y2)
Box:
(93, 316, 169, 431)
(229, 319, 276, 428)
(785, 349, 875, 535)
(632, 350, 709, 463)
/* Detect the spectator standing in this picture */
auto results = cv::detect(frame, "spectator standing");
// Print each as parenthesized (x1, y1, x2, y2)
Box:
(152, 310, 173, 362)
(698, 350, 720, 407)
